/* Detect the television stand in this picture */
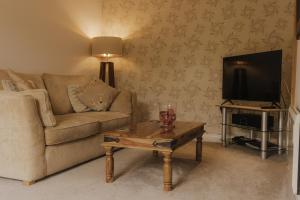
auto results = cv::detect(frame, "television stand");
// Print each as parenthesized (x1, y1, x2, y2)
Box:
(219, 104, 288, 160)
(261, 102, 281, 109)
(261, 105, 277, 109)
(221, 99, 234, 106)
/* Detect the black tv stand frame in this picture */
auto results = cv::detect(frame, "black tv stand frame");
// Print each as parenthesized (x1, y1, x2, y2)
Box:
(221, 99, 234, 106)
(261, 102, 281, 109)
(272, 102, 281, 108)
(221, 99, 281, 109)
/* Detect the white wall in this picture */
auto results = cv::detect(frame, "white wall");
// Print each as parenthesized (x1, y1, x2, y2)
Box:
(295, 41, 300, 110)
(0, 0, 102, 75)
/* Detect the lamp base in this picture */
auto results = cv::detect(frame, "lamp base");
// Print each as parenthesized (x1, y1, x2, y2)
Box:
(100, 62, 115, 88)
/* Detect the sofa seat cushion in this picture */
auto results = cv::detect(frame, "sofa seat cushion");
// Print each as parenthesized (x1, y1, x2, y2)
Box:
(74, 112, 130, 131)
(45, 114, 100, 145)
(45, 112, 130, 145)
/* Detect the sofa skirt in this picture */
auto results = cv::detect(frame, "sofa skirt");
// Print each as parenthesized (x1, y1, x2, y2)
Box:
(45, 134, 104, 176)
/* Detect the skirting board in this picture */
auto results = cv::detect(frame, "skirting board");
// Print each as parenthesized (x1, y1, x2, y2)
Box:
(202, 133, 221, 143)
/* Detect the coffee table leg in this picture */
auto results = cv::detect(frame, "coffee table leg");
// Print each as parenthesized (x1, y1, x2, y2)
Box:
(104, 147, 114, 183)
(196, 136, 202, 162)
(162, 152, 172, 191)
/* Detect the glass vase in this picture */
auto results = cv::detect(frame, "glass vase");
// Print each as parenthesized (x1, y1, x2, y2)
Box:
(159, 103, 176, 132)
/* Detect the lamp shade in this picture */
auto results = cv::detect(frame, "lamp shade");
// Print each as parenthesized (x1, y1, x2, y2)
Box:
(92, 36, 122, 58)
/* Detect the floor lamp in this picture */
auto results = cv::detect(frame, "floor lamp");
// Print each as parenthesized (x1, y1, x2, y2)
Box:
(92, 36, 123, 88)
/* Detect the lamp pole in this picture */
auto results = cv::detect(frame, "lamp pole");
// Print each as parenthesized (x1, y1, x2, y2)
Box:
(91, 36, 122, 88)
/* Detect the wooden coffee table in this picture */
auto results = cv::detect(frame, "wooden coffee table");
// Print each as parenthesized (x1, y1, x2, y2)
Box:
(102, 121, 205, 191)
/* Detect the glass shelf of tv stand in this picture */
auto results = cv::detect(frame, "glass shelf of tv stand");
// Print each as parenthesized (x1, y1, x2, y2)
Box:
(222, 123, 287, 133)
(223, 123, 286, 152)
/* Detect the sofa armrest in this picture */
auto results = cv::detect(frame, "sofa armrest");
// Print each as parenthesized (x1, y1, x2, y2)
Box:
(0, 92, 46, 181)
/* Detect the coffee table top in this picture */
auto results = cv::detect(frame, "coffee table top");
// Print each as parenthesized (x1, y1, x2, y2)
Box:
(103, 121, 205, 151)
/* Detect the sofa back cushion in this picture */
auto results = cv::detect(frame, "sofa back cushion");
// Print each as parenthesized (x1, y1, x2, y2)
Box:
(110, 90, 132, 114)
(42, 73, 92, 115)
(0, 69, 45, 90)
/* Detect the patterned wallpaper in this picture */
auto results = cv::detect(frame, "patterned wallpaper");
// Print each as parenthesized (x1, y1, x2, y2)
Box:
(102, 0, 296, 136)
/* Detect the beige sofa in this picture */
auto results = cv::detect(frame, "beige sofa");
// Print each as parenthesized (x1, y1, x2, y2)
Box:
(0, 70, 137, 184)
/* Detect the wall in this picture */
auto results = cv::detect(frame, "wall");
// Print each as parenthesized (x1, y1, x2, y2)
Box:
(0, 0, 102, 75)
(0, 0, 295, 138)
(102, 0, 296, 138)
(294, 41, 300, 109)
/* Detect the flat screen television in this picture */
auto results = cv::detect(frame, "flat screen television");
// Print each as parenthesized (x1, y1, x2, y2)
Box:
(222, 50, 282, 102)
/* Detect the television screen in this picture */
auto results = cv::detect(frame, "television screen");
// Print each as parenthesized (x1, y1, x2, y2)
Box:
(222, 50, 282, 102)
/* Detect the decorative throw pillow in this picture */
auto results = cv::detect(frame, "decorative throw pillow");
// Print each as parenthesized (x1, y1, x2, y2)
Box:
(78, 80, 119, 111)
(67, 85, 91, 113)
(110, 90, 132, 114)
(1, 80, 18, 91)
(19, 89, 56, 127)
(6, 69, 36, 91)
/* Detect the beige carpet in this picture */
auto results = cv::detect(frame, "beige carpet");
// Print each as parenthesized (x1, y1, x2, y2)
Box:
(0, 142, 295, 200)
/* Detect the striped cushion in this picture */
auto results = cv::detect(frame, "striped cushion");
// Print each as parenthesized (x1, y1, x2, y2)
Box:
(67, 85, 91, 113)
(1, 80, 18, 91)
(19, 89, 56, 127)
(6, 69, 36, 90)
